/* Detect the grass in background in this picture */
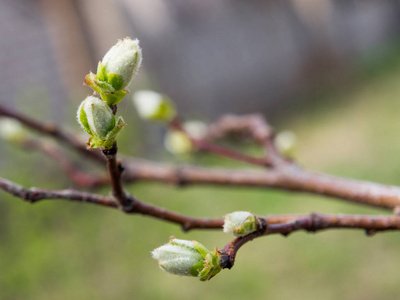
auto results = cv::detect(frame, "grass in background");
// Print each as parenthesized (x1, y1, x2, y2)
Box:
(2, 47, 400, 299)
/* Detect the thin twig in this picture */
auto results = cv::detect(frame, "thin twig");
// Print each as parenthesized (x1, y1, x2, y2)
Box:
(169, 117, 271, 167)
(0, 177, 223, 231)
(219, 212, 400, 269)
(5, 106, 400, 210)
(102, 143, 130, 208)
(123, 158, 400, 210)
(205, 114, 288, 167)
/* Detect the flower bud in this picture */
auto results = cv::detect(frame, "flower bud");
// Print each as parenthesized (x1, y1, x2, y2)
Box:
(77, 96, 125, 149)
(164, 121, 207, 156)
(164, 130, 193, 155)
(0, 118, 26, 142)
(183, 120, 208, 139)
(133, 90, 176, 122)
(85, 37, 142, 105)
(152, 237, 222, 281)
(275, 130, 297, 158)
(223, 211, 258, 237)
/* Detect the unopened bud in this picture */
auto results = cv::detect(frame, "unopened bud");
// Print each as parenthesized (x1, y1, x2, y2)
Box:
(275, 130, 297, 158)
(164, 131, 193, 155)
(183, 120, 208, 139)
(0, 118, 26, 142)
(77, 96, 125, 149)
(223, 211, 258, 237)
(133, 90, 176, 122)
(152, 237, 222, 281)
(85, 37, 142, 105)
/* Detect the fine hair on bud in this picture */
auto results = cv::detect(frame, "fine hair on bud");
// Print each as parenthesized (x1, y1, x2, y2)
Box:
(152, 237, 222, 281)
(77, 95, 125, 149)
(223, 211, 258, 237)
(100, 37, 142, 90)
(85, 37, 143, 105)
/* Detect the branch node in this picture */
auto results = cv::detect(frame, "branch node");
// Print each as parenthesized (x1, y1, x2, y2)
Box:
(365, 229, 377, 236)
(102, 147, 118, 157)
(257, 217, 267, 232)
(120, 195, 136, 213)
(310, 213, 321, 232)
(175, 168, 188, 187)
(219, 252, 234, 270)
(181, 223, 191, 232)
(118, 161, 125, 173)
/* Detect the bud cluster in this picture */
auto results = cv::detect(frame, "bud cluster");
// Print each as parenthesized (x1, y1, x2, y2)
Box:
(77, 37, 142, 149)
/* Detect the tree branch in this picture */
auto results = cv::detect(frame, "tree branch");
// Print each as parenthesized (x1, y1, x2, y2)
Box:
(169, 117, 271, 167)
(219, 212, 400, 269)
(123, 158, 400, 210)
(4, 106, 400, 211)
(102, 142, 130, 209)
(0, 177, 223, 231)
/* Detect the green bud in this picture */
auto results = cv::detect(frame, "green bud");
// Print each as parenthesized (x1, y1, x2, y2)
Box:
(164, 130, 193, 155)
(77, 96, 125, 149)
(223, 211, 258, 237)
(133, 90, 176, 122)
(163, 121, 207, 156)
(0, 118, 27, 142)
(152, 237, 222, 281)
(85, 37, 142, 105)
(275, 130, 297, 158)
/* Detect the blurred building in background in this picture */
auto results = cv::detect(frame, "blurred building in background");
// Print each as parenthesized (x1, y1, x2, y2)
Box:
(1, 0, 400, 121)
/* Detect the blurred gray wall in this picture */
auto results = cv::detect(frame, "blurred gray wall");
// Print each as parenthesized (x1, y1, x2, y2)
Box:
(1, 0, 400, 121)
(117, 0, 400, 118)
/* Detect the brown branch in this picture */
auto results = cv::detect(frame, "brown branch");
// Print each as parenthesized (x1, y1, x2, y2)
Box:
(126, 199, 223, 231)
(4, 106, 400, 211)
(102, 143, 130, 208)
(0, 104, 105, 163)
(206, 114, 273, 144)
(0, 177, 223, 231)
(219, 212, 400, 269)
(191, 139, 270, 166)
(123, 158, 400, 210)
(206, 114, 290, 167)
(169, 117, 270, 167)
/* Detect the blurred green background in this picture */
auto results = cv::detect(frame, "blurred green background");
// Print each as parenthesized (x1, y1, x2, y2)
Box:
(2, 1, 400, 299)
(2, 44, 400, 299)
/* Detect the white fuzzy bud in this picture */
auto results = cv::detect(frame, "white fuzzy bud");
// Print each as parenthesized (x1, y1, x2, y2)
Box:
(223, 211, 258, 237)
(152, 237, 222, 281)
(101, 37, 142, 90)
(77, 96, 125, 149)
(164, 131, 193, 155)
(275, 130, 297, 158)
(133, 90, 176, 122)
(152, 238, 204, 276)
(183, 120, 208, 139)
(0, 118, 26, 142)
